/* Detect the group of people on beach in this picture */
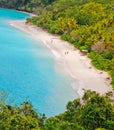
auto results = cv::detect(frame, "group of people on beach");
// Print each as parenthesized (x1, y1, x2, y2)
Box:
(65, 51, 69, 55)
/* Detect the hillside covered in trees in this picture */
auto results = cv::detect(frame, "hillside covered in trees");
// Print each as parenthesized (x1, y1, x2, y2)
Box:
(0, 0, 114, 88)
(27, 0, 114, 88)
(0, 0, 55, 13)
(0, 90, 114, 130)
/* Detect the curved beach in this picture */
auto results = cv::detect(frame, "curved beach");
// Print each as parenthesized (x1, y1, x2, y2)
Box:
(9, 20, 113, 96)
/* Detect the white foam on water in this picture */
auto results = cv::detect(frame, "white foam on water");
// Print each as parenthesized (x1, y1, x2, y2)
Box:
(43, 40, 60, 58)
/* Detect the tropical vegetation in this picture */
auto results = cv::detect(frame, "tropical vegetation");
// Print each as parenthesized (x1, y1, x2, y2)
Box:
(27, 0, 114, 88)
(0, 90, 114, 130)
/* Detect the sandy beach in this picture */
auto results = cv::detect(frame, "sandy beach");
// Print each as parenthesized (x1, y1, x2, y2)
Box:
(9, 20, 113, 97)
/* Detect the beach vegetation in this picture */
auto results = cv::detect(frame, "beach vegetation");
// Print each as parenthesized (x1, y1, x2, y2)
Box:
(0, 90, 114, 130)
(26, 0, 114, 88)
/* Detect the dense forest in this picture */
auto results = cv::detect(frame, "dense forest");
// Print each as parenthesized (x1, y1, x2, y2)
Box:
(0, 0, 55, 13)
(27, 0, 114, 88)
(1, 0, 113, 88)
(0, 90, 114, 130)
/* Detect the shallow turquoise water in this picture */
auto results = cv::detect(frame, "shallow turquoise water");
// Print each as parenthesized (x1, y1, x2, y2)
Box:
(0, 8, 78, 117)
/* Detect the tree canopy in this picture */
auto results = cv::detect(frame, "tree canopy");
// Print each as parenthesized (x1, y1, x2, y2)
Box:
(27, 0, 114, 88)
(0, 90, 114, 130)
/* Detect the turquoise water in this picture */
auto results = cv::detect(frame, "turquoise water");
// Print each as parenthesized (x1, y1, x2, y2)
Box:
(0, 8, 78, 117)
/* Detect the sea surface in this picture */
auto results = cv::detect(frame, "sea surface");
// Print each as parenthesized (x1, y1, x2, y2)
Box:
(0, 8, 78, 117)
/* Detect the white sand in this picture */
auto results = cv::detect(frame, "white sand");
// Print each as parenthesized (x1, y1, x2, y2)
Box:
(9, 20, 113, 97)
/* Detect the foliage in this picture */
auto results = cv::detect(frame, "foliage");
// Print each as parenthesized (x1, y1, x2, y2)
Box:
(0, 91, 45, 130)
(26, 0, 114, 88)
(0, 0, 55, 13)
(1, 90, 114, 130)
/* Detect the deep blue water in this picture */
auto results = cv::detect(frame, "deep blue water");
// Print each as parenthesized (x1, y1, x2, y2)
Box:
(0, 8, 78, 117)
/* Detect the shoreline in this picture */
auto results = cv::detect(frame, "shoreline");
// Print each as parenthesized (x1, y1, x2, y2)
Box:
(0, 8, 36, 17)
(9, 20, 113, 97)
